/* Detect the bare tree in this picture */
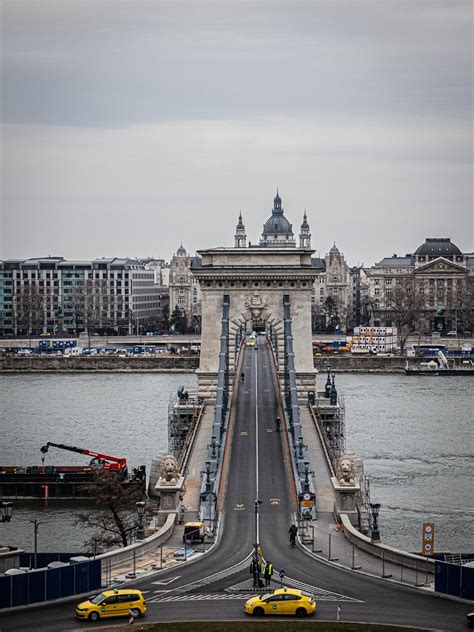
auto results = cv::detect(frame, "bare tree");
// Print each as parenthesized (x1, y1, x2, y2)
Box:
(76, 470, 146, 549)
(448, 278, 474, 333)
(14, 283, 45, 335)
(386, 276, 426, 353)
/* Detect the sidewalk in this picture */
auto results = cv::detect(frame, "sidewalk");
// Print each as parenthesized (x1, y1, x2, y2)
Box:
(299, 405, 435, 590)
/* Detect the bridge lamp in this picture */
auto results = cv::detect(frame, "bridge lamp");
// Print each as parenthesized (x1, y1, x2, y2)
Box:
(1, 502, 13, 523)
(369, 503, 381, 542)
(136, 501, 146, 541)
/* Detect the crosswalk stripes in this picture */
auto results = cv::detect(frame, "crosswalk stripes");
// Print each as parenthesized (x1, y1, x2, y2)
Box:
(147, 592, 250, 603)
(281, 576, 362, 602)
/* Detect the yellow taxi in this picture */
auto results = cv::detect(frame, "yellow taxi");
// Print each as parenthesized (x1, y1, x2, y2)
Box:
(75, 588, 146, 622)
(246, 340, 255, 347)
(245, 587, 316, 617)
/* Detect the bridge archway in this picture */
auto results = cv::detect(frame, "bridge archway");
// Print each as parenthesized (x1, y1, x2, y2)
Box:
(193, 247, 318, 399)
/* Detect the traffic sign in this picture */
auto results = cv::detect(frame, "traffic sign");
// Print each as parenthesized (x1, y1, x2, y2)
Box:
(422, 523, 435, 557)
(279, 569, 285, 579)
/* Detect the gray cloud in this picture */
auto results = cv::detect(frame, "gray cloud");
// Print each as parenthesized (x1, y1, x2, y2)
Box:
(1, 1, 472, 264)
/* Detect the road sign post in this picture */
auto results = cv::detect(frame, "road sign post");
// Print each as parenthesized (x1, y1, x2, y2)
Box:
(422, 523, 435, 557)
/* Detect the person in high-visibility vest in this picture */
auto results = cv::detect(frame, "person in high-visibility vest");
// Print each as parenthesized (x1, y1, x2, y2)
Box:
(263, 561, 273, 586)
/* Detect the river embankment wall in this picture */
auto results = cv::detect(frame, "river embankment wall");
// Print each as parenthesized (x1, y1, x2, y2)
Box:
(0, 354, 419, 373)
(0, 355, 200, 372)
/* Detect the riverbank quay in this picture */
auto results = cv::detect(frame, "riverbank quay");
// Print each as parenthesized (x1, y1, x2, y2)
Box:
(2, 354, 466, 373)
(0, 355, 199, 372)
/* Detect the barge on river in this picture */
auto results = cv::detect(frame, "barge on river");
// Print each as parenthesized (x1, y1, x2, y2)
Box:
(405, 351, 474, 376)
(0, 441, 146, 500)
(0, 464, 146, 500)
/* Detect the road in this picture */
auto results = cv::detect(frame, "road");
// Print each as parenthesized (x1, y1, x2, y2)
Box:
(0, 342, 469, 631)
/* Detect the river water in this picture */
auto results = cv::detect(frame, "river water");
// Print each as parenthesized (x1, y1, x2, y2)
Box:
(0, 373, 472, 555)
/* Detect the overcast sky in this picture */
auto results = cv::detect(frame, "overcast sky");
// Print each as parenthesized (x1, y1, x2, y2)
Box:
(1, 0, 472, 266)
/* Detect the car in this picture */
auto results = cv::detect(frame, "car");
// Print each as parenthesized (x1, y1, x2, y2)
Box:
(447, 330, 457, 336)
(75, 588, 146, 622)
(182, 521, 205, 544)
(245, 587, 316, 617)
(40, 332, 52, 337)
(467, 611, 474, 628)
(246, 340, 255, 347)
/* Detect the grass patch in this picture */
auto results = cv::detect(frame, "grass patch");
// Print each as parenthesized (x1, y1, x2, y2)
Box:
(106, 622, 425, 632)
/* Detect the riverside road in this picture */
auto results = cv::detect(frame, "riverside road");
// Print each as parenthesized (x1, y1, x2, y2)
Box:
(0, 343, 469, 631)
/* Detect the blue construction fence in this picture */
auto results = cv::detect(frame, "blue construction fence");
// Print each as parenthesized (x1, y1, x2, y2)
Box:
(435, 560, 474, 600)
(0, 559, 101, 610)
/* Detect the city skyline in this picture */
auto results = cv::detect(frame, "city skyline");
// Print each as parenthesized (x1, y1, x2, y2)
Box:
(1, 1, 472, 265)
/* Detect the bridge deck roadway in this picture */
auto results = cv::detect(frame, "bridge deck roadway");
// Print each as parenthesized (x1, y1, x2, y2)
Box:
(0, 341, 469, 631)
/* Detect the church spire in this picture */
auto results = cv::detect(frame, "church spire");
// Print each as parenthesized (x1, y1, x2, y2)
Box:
(299, 210, 311, 248)
(234, 212, 247, 248)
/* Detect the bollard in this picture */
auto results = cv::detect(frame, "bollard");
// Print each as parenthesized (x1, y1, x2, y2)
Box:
(351, 543, 361, 570)
(328, 533, 338, 562)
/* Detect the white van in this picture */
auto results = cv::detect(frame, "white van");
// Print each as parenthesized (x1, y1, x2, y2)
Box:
(64, 347, 81, 357)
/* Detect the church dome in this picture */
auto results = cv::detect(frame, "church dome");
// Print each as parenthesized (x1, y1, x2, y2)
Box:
(262, 190, 293, 236)
(262, 214, 293, 235)
(414, 238, 461, 257)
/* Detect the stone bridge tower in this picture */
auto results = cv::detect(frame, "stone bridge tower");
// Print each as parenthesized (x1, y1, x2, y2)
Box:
(193, 246, 318, 399)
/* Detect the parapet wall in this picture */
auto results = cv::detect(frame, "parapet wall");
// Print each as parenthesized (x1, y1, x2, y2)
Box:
(340, 513, 435, 572)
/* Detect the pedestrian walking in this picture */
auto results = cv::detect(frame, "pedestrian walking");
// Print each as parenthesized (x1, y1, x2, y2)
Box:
(263, 560, 273, 586)
(336, 604, 341, 621)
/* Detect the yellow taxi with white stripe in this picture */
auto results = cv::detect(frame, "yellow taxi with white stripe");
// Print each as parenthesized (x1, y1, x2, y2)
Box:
(75, 588, 146, 621)
(245, 587, 316, 617)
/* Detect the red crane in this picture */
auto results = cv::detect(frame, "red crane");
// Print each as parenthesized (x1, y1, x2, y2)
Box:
(40, 442, 127, 475)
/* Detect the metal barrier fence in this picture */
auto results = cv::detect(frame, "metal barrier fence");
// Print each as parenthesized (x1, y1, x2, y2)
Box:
(435, 559, 474, 600)
(0, 560, 101, 610)
(297, 519, 438, 588)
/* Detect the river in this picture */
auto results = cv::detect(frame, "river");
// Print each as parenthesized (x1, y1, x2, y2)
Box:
(0, 373, 472, 555)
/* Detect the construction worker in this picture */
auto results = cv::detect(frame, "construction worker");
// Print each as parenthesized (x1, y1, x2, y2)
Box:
(263, 560, 273, 586)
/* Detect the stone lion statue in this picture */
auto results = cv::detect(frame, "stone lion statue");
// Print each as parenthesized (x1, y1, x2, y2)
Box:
(158, 454, 180, 485)
(338, 454, 356, 486)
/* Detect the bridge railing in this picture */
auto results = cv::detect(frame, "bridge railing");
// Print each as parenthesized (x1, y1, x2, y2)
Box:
(282, 295, 317, 519)
(199, 295, 230, 523)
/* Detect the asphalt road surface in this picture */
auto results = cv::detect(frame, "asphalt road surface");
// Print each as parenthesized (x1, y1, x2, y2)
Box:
(0, 342, 469, 631)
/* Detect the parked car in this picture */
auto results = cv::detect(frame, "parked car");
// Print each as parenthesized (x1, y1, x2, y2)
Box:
(447, 330, 457, 336)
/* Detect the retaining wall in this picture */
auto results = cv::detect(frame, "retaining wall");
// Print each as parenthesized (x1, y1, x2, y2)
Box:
(340, 513, 435, 572)
(0, 356, 199, 372)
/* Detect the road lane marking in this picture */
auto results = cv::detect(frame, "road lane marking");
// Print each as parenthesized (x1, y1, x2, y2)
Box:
(269, 498, 280, 505)
(153, 555, 252, 596)
(152, 576, 181, 585)
(240, 431, 248, 436)
(234, 504, 245, 511)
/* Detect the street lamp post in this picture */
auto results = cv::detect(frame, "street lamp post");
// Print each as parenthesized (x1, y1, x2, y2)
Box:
(370, 503, 381, 542)
(30, 518, 42, 568)
(253, 499, 262, 588)
(1, 502, 13, 523)
(136, 501, 146, 541)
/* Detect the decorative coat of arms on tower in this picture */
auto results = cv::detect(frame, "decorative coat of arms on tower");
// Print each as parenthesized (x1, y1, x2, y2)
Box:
(245, 292, 268, 320)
